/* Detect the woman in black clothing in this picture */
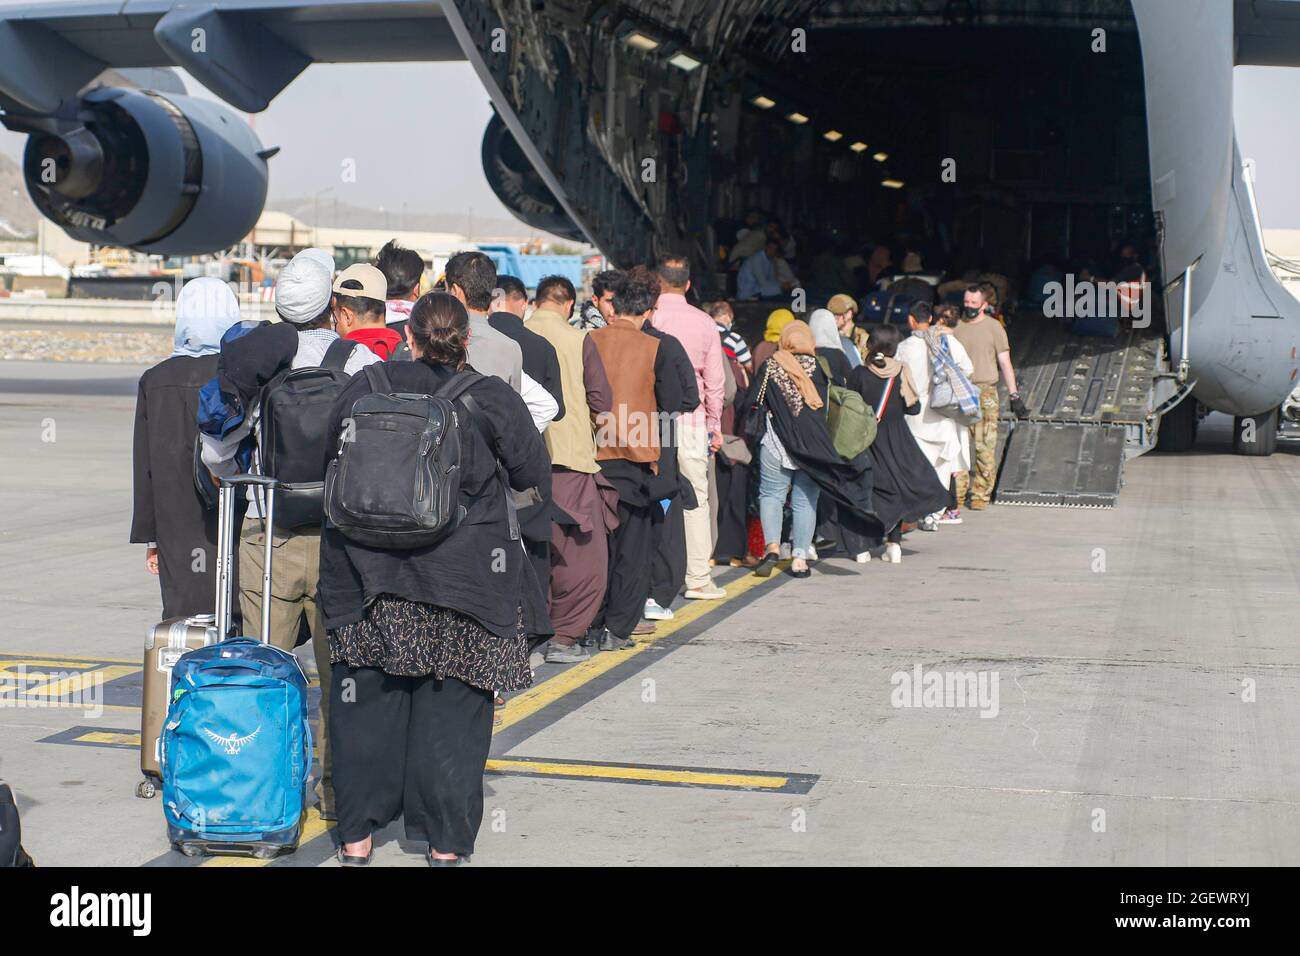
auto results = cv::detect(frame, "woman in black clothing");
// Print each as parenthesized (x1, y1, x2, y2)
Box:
(319, 292, 549, 867)
(809, 308, 853, 386)
(130, 278, 242, 617)
(808, 308, 856, 556)
(847, 324, 950, 564)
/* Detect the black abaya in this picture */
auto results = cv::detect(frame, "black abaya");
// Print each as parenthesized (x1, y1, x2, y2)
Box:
(131, 354, 228, 618)
(753, 358, 885, 540)
(848, 367, 951, 532)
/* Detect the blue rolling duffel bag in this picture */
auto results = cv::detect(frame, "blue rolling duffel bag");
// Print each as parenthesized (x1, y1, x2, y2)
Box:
(161, 475, 313, 859)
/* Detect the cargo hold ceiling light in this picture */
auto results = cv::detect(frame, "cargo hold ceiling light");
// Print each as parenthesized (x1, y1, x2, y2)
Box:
(667, 51, 702, 72)
(823, 130, 843, 142)
(622, 30, 660, 51)
(882, 179, 905, 189)
(751, 95, 776, 109)
(849, 141, 869, 153)
(873, 151, 889, 162)
(786, 112, 810, 124)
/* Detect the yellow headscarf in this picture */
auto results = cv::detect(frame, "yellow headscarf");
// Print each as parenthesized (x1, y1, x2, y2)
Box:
(764, 308, 796, 343)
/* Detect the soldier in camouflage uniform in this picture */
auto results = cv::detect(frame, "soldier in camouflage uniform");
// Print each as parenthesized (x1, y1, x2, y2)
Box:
(952, 286, 1028, 509)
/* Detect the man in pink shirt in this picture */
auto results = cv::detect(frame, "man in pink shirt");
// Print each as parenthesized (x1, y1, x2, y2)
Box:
(652, 254, 726, 600)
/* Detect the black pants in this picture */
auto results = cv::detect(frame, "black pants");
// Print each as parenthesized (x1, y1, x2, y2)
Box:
(650, 499, 686, 609)
(595, 500, 654, 640)
(712, 459, 750, 562)
(329, 664, 494, 856)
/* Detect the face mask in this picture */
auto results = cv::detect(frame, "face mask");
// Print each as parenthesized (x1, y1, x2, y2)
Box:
(962, 306, 981, 319)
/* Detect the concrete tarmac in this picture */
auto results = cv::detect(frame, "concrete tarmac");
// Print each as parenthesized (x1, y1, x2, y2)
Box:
(2, 359, 1298, 866)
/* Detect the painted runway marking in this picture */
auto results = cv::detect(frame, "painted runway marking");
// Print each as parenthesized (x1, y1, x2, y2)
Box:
(486, 756, 817, 793)
(32, 565, 806, 866)
(39, 728, 816, 794)
(495, 566, 779, 734)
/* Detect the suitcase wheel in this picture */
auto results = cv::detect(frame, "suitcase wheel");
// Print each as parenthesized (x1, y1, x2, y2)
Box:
(135, 778, 158, 800)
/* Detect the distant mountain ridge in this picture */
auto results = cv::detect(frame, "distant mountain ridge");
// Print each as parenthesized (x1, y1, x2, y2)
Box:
(0, 153, 37, 239)
(0, 150, 547, 245)
(266, 196, 540, 240)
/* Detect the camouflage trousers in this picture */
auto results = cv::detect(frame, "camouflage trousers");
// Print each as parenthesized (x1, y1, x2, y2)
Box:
(953, 385, 1000, 506)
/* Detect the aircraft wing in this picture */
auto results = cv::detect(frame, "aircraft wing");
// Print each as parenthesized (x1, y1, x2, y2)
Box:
(0, 0, 465, 115)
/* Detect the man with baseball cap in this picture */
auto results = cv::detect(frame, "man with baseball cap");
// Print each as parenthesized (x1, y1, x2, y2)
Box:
(333, 263, 403, 359)
(828, 292, 869, 362)
(201, 247, 380, 821)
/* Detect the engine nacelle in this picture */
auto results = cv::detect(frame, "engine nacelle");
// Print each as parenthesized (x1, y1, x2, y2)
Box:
(481, 112, 584, 243)
(21, 87, 270, 255)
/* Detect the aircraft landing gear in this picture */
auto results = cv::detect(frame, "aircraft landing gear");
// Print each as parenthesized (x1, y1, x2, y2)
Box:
(1156, 397, 1198, 452)
(1233, 407, 1279, 456)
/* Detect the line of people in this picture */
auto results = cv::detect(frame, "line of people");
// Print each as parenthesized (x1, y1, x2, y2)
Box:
(132, 237, 1023, 864)
(131, 246, 739, 866)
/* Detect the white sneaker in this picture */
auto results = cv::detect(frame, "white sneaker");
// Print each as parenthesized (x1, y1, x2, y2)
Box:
(884, 542, 902, 564)
(778, 542, 792, 560)
(854, 551, 872, 564)
(684, 584, 726, 600)
(806, 545, 819, 560)
(920, 514, 939, 532)
(644, 599, 674, 621)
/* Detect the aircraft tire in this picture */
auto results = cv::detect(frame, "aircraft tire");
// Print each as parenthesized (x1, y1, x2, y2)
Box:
(1233, 407, 1279, 457)
(1156, 398, 1198, 452)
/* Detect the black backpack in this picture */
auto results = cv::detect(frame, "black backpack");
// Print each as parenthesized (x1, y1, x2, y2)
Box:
(387, 320, 413, 362)
(259, 337, 358, 529)
(324, 363, 518, 550)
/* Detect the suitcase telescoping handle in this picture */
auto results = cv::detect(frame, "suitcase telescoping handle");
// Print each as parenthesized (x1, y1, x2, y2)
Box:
(214, 475, 279, 644)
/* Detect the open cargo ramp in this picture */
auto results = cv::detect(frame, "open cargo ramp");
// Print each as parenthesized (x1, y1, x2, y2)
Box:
(995, 318, 1166, 508)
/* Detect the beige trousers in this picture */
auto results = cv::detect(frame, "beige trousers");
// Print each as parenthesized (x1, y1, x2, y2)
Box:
(238, 517, 333, 807)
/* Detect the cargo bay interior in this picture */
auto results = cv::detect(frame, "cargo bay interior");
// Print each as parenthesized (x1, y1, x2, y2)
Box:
(709, 5, 1156, 305)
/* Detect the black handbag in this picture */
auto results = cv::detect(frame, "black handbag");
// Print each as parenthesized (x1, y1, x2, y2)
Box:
(741, 362, 772, 443)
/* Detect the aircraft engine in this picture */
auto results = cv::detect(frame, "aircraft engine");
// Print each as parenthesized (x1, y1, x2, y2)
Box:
(20, 87, 272, 254)
(481, 112, 584, 243)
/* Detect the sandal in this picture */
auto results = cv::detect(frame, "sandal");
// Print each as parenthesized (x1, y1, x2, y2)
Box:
(337, 843, 373, 867)
(428, 851, 470, 867)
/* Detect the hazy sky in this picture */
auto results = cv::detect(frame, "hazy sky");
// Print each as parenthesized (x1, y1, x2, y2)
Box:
(2, 60, 1300, 227)
(0, 62, 517, 222)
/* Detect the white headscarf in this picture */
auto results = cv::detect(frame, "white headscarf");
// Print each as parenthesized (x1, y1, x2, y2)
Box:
(808, 308, 841, 352)
(172, 277, 241, 358)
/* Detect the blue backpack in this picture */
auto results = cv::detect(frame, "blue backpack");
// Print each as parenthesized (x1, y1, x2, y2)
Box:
(161, 638, 312, 857)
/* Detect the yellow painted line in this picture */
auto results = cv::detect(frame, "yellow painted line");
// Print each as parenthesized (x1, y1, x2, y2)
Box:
(201, 808, 334, 867)
(495, 565, 782, 735)
(78, 730, 141, 746)
(486, 758, 787, 789)
(0, 652, 141, 666)
(23, 664, 138, 698)
(195, 569, 781, 866)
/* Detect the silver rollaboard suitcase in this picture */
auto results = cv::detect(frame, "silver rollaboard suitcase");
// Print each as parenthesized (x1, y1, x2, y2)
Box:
(136, 483, 234, 798)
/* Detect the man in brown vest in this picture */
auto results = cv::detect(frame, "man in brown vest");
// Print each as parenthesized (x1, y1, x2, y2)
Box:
(587, 270, 683, 651)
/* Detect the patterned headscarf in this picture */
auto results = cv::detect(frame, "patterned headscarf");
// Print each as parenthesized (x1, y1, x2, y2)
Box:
(770, 320, 823, 413)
